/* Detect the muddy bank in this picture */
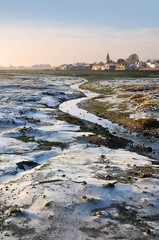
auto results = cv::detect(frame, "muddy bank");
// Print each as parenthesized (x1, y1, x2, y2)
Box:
(79, 78, 159, 137)
(57, 112, 131, 149)
(59, 79, 159, 160)
(78, 99, 159, 137)
(58, 107, 158, 162)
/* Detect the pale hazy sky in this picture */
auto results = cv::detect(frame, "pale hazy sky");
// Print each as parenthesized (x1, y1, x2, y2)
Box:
(0, 0, 159, 66)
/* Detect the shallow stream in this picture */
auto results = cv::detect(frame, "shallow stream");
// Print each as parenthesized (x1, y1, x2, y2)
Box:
(0, 75, 158, 183)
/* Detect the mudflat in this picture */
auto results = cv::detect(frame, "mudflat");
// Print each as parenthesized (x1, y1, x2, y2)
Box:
(0, 73, 159, 239)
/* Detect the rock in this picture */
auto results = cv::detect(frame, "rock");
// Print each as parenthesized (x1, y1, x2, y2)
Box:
(104, 175, 112, 180)
(105, 165, 109, 168)
(102, 182, 117, 188)
(44, 201, 52, 207)
(10, 208, 21, 216)
(97, 211, 102, 216)
(139, 173, 152, 178)
(145, 228, 151, 235)
(82, 181, 87, 185)
(145, 147, 153, 153)
(16, 161, 39, 170)
(81, 195, 89, 201)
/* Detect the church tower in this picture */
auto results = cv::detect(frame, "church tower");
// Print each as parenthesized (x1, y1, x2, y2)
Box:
(106, 53, 110, 63)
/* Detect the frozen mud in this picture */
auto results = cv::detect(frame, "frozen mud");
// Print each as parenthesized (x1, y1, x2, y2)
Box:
(0, 75, 159, 239)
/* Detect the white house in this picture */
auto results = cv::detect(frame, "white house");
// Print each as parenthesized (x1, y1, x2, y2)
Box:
(146, 62, 159, 68)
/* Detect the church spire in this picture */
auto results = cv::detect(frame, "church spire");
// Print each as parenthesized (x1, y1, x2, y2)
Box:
(106, 53, 110, 63)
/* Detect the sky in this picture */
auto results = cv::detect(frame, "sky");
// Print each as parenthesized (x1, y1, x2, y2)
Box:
(0, 0, 159, 67)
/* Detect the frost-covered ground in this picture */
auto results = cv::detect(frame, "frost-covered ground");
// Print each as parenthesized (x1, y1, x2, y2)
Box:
(0, 75, 85, 183)
(96, 78, 159, 120)
(0, 75, 159, 239)
(61, 79, 159, 160)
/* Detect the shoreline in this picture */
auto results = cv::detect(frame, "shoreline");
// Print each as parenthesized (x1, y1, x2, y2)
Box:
(59, 78, 159, 160)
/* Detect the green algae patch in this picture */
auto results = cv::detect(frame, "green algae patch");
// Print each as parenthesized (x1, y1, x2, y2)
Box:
(10, 208, 21, 215)
(134, 118, 159, 129)
(128, 165, 158, 178)
(15, 136, 35, 143)
(79, 97, 159, 137)
(80, 81, 115, 95)
(81, 195, 89, 201)
(37, 140, 67, 150)
(98, 154, 110, 163)
(102, 182, 117, 188)
(79, 99, 130, 123)
(44, 201, 52, 207)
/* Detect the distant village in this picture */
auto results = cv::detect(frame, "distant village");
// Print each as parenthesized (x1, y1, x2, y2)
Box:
(57, 53, 159, 71)
(1, 53, 159, 71)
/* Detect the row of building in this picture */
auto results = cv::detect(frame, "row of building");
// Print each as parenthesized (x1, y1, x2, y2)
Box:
(57, 53, 159, 71)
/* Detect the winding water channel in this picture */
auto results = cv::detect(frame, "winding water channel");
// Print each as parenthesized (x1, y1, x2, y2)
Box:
(0, 75, 158, 184)
(1, 75, 159, 239)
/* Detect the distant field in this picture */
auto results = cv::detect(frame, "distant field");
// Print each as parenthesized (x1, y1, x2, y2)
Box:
(1, 69, 159, 80)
